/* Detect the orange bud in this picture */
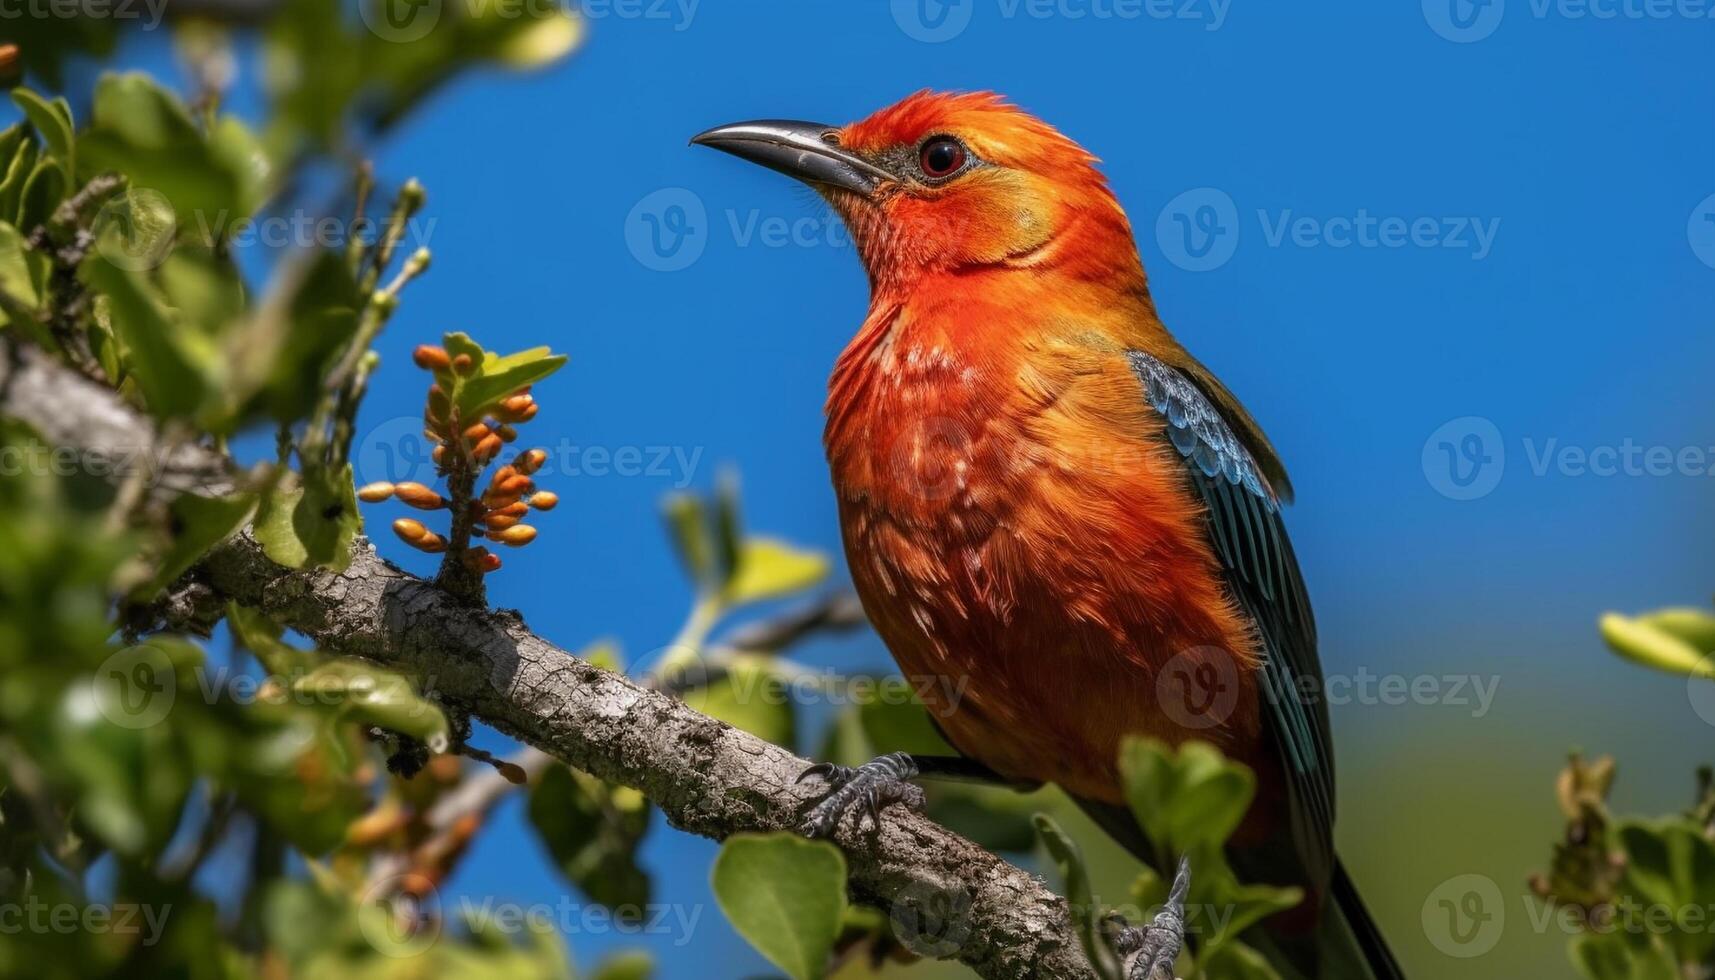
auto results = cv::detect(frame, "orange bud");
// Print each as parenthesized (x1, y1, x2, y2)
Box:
(497, 474, 534, 497)
(513, 401, 540, 422)
(496, 424, 518, 443)
(452, 353, 474, 375)
(529, 491, 559, 511)
(482, 512, 522, 531)
(393, 519, 446, 553)
(432, 444, 447, 467)
(474, 434, 503, 463)
(491, 500, 529, 518)
(489, 525, 537, 547)
(394, 482, 446, 510)
(392, 518, 428, 544)
(462, 422, 491, 444)
(413, 345, 451, 371)
(357, 482, 395, 503)
(479, 491, 518, 512)
(488, 465, 518, 488)
(516, 449, 548, 475)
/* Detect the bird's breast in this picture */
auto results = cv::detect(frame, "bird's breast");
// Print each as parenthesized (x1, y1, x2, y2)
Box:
(823, 308, 1262, 802)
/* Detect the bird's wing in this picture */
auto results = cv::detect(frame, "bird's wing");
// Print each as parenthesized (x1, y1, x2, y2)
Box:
(1126, 349, 1335, 888)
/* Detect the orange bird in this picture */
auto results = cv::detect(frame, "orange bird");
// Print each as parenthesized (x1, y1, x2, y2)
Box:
(695, 92, 1402, 980)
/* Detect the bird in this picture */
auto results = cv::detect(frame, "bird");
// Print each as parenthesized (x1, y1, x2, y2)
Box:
(693, 91, 1403, 980)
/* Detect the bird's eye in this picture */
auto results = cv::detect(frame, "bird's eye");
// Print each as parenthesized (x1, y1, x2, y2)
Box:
(918, 137, 967, 180)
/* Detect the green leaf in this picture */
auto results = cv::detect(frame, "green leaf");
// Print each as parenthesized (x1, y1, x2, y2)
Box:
(527, 765, 652, 913)
(712, 475, 744, 584)
(16, 158, 66, 234)
(290, 658, 450, 750)
(80, 72, 256, 227)
(1035, 814, 1123, 980)
(1569, 932, 1678, 980)
(1117, 737, 1303, 959)
(489, 10, 585, 68)
(82, 257, 213, 420)
(662, 493, 715, 589)
(455, 346, 567, 417)
(0, 220, 41, 315)
(234, 250, 361, 423)
(254, 465, 361, 572)
(10, 88, 74, 181)
(1601, 613, 1715, 679)
(1119, 737, 1256, 856)
(0, 140, 37, 226)
(1640, 607, 1715, 651)
(227, 602, 322, 677)
(134, 490, 257, 599)
(711, 832, 847, 980)
(0, 221, 48, 348)
(722, 539, 829, 607)
(53, 637, 205, 855)
(1201, 876, 1303, 949)
(218, 709, 369, 857)
(158, 251, 247, 339)
(1201, 940, 1286, 980)
(1616, 819, 1715, 964)
(590, 950, 654, 980)
(0, 126, 27, 175)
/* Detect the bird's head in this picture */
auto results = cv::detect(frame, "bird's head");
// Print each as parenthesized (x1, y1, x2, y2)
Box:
(693, 91, 1142, 289)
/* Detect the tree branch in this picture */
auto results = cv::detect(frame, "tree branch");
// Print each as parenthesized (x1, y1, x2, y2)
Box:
(0, 339, 1097, 980)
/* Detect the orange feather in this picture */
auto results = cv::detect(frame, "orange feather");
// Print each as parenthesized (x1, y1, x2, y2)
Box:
(821, 92, 1266, 805)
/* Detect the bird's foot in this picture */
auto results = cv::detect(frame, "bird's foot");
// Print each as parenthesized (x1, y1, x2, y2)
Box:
(1111, 856, 1192, 980)
(796, 751, 927, 837)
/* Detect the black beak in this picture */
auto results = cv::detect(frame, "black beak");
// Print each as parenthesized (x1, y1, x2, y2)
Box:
(691, 120, 892, 199)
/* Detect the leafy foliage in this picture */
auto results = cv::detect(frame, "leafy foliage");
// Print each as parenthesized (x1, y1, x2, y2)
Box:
(712, 833, 848, 980)
(0, 6, 593, 978)
(1530, 599, 1715, 980)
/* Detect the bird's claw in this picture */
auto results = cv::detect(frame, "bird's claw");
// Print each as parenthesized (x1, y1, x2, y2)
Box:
(797, 751, 926, 838)
(1112, 856, 1192, 980)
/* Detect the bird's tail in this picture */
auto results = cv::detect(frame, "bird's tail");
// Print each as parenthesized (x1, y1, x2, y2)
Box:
(1314, 857, 1407, 980)
(1233, 855, 1405, 980)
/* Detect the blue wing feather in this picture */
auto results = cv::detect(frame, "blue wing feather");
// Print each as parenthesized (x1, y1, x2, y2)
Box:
(1127, 350, 1335, 888)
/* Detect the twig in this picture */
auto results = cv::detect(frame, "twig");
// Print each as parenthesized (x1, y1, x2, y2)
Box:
(722, 590, 869, 652)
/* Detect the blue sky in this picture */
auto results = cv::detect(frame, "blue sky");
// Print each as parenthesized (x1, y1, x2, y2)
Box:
(30, 1, 1715, 975)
